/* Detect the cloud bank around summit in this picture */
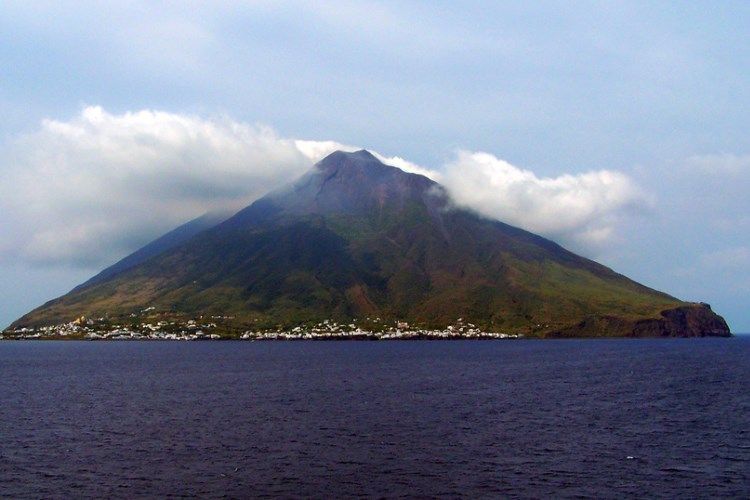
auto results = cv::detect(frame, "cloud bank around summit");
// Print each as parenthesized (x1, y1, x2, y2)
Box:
(0, 107, 646, 267)
(440, 152, 648, 247)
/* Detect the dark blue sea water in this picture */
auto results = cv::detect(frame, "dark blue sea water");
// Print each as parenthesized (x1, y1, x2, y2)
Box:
(1, 338, 748, 498)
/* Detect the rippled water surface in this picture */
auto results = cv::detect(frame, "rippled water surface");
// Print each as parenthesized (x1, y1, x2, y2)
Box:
(1, 338, 748, 498)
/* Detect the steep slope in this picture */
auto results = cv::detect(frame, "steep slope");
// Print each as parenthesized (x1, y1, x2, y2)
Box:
(74, 211, 230, 291)
(10, 150, 730, 337)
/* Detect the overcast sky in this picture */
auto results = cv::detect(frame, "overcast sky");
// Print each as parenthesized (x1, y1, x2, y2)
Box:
(1, 1, 748, 331)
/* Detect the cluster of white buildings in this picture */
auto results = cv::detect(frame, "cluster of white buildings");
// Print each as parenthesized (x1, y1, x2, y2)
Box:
(240, 319, 521, 340)
(240, 328, 520, 340)
(3, 316, 521, 341)
(3, 316, 222, 341)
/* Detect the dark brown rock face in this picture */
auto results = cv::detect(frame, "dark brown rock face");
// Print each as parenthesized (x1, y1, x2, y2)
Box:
(548, 303, 731, 338)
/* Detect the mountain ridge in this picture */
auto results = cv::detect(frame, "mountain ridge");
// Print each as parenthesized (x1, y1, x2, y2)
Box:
(8, 150, 730, 337)
(73, 210, 231, 292)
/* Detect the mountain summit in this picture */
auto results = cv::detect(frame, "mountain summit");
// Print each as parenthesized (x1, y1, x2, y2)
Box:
(10, 150, 730, 337)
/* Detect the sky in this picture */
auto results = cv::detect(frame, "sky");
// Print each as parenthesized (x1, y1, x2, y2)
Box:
(1, 1, 748, 331)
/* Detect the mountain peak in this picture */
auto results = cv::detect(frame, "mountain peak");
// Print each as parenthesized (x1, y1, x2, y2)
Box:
(350, 149, 379, 160)
(319, 149, 379, 163)
(316, 149, 385, 174)
(269, 148, 435, 217)
(221, 147, 437, 228)
(9, 143, 730, 337)
(313, 149, 434, 187)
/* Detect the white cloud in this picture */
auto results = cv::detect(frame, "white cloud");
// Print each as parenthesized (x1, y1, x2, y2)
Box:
(294, 139, 357, 163)
(440, 151, 648, 249)
(371, 153, 441, 180)
(1, 106, 313, 266)
(1, 106, 645, 268)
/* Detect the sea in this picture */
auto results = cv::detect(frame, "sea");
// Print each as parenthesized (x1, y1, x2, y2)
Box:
(1, 338, 748, 498)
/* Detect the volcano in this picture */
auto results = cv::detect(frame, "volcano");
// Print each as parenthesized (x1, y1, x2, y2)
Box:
(10, 150, 730, 337)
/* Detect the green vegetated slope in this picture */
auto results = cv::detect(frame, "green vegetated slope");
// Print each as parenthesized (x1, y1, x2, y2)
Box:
(11, 150, 729, 337)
